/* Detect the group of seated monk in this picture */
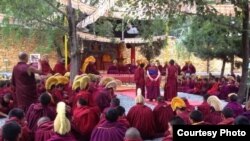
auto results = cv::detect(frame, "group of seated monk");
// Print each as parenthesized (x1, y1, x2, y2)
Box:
(178, 74, 239, 100)
(107, 61, 137, 74)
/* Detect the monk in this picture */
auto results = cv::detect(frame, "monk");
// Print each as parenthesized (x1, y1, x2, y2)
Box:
(146, 61, 161, 101)
(6, 108, 32, 141)
(41, 54, 53, 75)
(162, 61, 168, 76)
(225, 94, 244, 117)
(218, 108, 235, 125)
(242, 100, 250, 121)
(207, 78, 220, 96)
(189, 110, 210, 125)
(82, 56, 100, 75)
(165, 60, 178, 101)
(107, 60, 119, 74)
(205, 96, 223, 124)
(200, 78, 211, 95)
(182, 98, 194, 112)
(234, 116, 250, 125)
(134, 63, 145, 96)
(47, 102, 77, 141)
(163, 116, 185, 141)
(72, 98, 100, 140)
(90, 108, 128, 141)
(1, 122, 21, 141)
(127, 91, 155, 140)
(102, 98, 120, 119)
(171, 97, 191, 124)
(156, 60, 163, 74)
(12, 52, 41, 111)
(124, 127, 142, 141)
(116, 106, 130, 128)
(96, 90, 112, 112)
(181, 61, 196, 75)
(53, 58, 66, 75)
(153, 96, 174, 136)
(26, 93, 56, 132)
(197, 94, 210, 117)
(35, 117, 54, 141)
(0, 93, 14, 117)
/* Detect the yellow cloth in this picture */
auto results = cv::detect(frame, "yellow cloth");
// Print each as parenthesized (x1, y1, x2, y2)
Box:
(55, 76, 69, 85)
(81, 56, 96, 73)
(171, 97, 186, 111)
(54, 102, 71, 135)
(45, 77, 58, 90)
(80, 76, 91, 90)
(207, 96, 222, 111)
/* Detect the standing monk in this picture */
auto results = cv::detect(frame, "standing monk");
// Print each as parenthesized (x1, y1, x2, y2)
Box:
(134, 63, 145, 96)
(12, 52, 42, 111)
(146, 61, 161, 101)
(165, 60, 178, 101)
(40, 54, 53, 75)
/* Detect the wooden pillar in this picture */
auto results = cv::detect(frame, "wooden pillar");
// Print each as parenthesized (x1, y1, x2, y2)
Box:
(131, 46, 135, 64)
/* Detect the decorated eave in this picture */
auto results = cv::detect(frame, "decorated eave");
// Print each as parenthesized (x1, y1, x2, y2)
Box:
(77, 31, 167, 44)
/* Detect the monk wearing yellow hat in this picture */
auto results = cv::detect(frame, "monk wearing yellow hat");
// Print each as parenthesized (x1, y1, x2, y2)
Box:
(81, 56, 100, 75)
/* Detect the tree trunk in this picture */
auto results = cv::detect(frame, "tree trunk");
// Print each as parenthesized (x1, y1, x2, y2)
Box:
(206, 59, 210, 73)
(238, 1, 249, 103)
(230, 55, 235, 76)
(67, 0, 79, 84)
(220, 59, 226, 78)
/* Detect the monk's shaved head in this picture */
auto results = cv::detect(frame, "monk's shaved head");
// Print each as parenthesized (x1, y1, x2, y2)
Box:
(37, 116, 51, 127)
(125, 127, 141, 140)
(18, 52, 28, 62)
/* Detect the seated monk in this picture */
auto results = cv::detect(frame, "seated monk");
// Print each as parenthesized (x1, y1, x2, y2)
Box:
(197, 94, 210, 117)
(234, 116, 250, 125)
(127, 89, 155, 140)
(207, 78, 220, 96)
(116, 106, 130, 128)
(53, 76, 70, 104)
(5, 108, 32, 141)
(41, 54, 53, 75)
(35, 117, 54, 141)
(153, 96, 174, 137)
(72, 98, 100, 140)
(48, 102, 77, 141)
(107, 60, 119, 74)
(1, 122, 22, 141)
(26, 93, 56, 132)
(242, 100, 250, 121)
(90, 108, 128, 141)
(182, 98, 194, 112)
(81, 56, 100, 75)
(53, 58, 66, 75)
(218, 108, 235, 125)
(224, 93, 244, 118)
(187, 78, 202, 94)
(163, 116, 186, 141)
(189, 110, 210, 125)
(124, 127, 142, 141)
(204, 96, 223, 124)
(171, 97, 191, 124)
(45, 76, 59, 105)
(0, 93, 14, 117)
(101, 98, 120, 120)
(200, 78, 211, 95)
(182, 77, 195, 93)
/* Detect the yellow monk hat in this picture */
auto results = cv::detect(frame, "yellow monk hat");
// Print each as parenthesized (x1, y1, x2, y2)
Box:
(72, 79, 81, 90)
(45, 77, 58, 90)
(99, 77, 114, 86)
(171, 97, 186, 111)
(105, 80, 118, 91)
(207, 95, 222, 111)
(55, 76, 69, 85)
(54, 73, 62, 77)
(85, 56, 96, 63)
(87, 73, 100, 82)
(54, 102, 71, 135)
(64, 72, 70, 78)
(135, 88, 144, 104)
(80, 76, 91, 90)
(228, 93, 237, 98)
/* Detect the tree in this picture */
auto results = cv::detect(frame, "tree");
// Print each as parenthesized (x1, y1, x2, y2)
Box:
(140, 40, 165, 61)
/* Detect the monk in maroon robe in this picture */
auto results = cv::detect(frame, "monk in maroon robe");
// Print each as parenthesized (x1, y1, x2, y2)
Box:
(41, 55, 53, 75)
(86, 62, 100, 75)
(146, 62, 160, 101)
(72, 98, 100, 140)
(53, 58, 66, 75)
(197, 94, 210, 116)
(35, 117, 54, 141)
(11, 52, 42, 111)
(6, 108, 33, 141)
(124, 128, 142, 141)
(95, 90, 112, 112)
(182, 98, 195, 112)
(153, 96, 174, 136)
(1, 122, 22, 141)
(218, 108, 235, 125)
(225, 94, 244, 117)
(0, 93, 14, 116)
(90, 108, 128, 141)
(163, 116, 185, 141)
(127, 93, 155, 140)
(207, 78, 220, 95)
(204, 110, 223, 125)
(26, 93, 56, 132)
(164, 60, 178, 101)
(134, 63, 145, 96)
(181, 62, 196, 75)
(189, 110, 210, 125)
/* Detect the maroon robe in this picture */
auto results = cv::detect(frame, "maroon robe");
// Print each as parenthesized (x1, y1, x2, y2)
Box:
(178, 111, 191, 125)
(242, 111, 250, 121)
(35, 121, 54, 141)
(146, 66, 160, 100)
(11, 62, 37, 111)
(47, 133, 77, 141)
(225, 101, 244, 118)
(207, 82, 220, 95)
(53, 62, 66, 75)
(72, 106, 100, 140)
(197, 102, 210, 117)
(153, 102, 174, 135)
(204, 111, 223, 125)
(95, 90, 112, 112)
(41, 60, 53, 75)
(127, 104, 155, 140)
(217, 118, 234, 125)
(0, 97, 14, 115)
(163, 135, 173, 141)
(134, 67, 145, 96)
(26, 103, 56, 132)
(86, 63, 100, 75)
(90, 120, 128, 141)
(164, 65, 177, 101)
(107, 65, 119, 74)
